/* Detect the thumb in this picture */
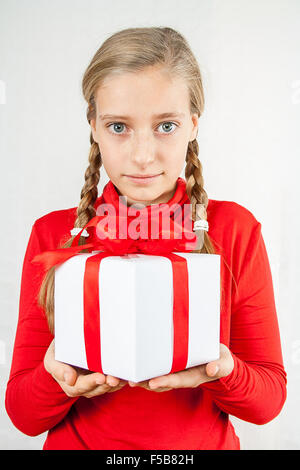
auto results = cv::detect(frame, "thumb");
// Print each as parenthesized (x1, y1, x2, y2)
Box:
(205, 361, 220, 378)
(53, 361, 78, 386)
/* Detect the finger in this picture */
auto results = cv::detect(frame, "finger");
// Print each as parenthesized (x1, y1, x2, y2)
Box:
(84, 380, 127, 398)
(45, 340, 77, 386)
(130, 374, 177, 389)
(70, 371, 108, 394)
(152, 387, 173, 392)
(129, 379, 161, 391)
(205, 350, 234, 379)
(129, 375, 173, 387)
(149, 367, 203, 389)
(51, 361, 78, 386)
(128, 380, 171, 392)
(205, 343, 223, 378)
(206, 361, 220, 378)
(84, 379, 128, 398)
(106, 375, 122, 387)
(130, 364, 211, 390)
(106, 381, 128, 393)
(128, 380, 147, 388)
(148, 383, 173, 392)
(83, 383, 113, 398)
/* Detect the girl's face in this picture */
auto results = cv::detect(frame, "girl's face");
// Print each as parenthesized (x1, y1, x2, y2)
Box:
(91, 66, 198, 207)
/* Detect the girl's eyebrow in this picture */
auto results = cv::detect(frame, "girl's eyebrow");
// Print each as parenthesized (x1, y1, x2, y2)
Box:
(99, 112, 186, 120)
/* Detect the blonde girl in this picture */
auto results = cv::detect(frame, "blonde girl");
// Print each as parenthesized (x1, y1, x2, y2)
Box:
(5, 27, 286, 450)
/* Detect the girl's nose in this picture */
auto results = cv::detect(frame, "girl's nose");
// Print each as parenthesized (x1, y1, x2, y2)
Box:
(130, 134, 155, 166)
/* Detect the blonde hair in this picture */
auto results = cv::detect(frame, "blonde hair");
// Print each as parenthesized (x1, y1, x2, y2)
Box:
(38, 26, 232, 334)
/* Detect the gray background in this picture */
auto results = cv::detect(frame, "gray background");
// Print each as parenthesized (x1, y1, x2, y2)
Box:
(0, 0, 299, 450)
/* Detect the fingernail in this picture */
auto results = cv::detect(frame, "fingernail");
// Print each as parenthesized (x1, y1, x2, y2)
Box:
(214, 366, 219, 375)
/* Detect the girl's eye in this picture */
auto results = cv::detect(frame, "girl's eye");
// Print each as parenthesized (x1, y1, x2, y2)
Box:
(157, 122, 177, 134)
(107, 121, 178, 135)
(108, 122, 126, 134)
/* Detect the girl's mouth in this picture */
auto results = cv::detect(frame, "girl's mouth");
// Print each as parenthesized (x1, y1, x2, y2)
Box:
(125, 173, 163, 185)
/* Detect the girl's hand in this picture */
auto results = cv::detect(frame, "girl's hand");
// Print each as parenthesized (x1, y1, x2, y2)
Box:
(44, 339, 127, 398)
(128, 343, 234, 392)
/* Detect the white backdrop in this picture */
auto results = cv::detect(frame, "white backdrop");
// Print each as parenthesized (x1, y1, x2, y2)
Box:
(0, 0, 299, 450)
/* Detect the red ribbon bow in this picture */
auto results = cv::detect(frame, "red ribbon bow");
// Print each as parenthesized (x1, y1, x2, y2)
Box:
(32, 214, 198, 375)
(32, 214, 198, 271)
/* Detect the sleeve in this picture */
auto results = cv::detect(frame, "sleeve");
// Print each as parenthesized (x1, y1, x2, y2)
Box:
(5, 221, 79, 437)
(199, 221, 287, 425)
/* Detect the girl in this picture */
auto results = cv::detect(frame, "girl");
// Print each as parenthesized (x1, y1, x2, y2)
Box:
(5, 26, 287, 450)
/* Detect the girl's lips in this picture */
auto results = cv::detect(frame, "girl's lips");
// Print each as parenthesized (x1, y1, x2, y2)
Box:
(125, 174, 162, 185)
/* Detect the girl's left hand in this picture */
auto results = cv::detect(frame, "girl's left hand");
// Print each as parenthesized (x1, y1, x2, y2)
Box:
(128, 343, 234, 392)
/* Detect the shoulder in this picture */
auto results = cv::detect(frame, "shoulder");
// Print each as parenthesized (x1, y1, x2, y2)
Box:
(207, 199, 260, 230)
(32, 205, 78, 250)
(207, 198, 262, 254)
(207, 199, 265, 291)
(34, 206, 77, 229)
(31, 194, 102, 249)
(207, 198, 260, 227)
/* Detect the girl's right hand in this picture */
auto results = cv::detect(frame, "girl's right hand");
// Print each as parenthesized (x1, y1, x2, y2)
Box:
(44, 339, 128, 398)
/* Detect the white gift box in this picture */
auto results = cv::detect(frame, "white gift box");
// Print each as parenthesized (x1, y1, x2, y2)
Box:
(54, 252, 220, 383)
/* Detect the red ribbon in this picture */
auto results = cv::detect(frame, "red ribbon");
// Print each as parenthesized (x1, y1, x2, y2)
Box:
(32, 214, 198, 375)
(82, 250, 190, 375)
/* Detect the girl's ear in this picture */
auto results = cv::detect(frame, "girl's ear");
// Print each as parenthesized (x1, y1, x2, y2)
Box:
(189, 113, 199, 142)
(90, 118, 98, 143)
(190, 127, 198, 142)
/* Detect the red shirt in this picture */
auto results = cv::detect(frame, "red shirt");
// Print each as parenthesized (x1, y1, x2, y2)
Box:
(5, 196, 287, 450)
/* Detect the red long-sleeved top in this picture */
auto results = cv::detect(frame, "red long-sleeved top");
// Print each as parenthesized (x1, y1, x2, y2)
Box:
(5, 198, 287, 450)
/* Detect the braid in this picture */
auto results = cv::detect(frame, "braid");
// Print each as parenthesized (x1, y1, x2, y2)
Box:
(38, 130, 102, 334)
(76, 135, 102, 230)
(185, 139, 238, 303)
(185, 139, 215, 254)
